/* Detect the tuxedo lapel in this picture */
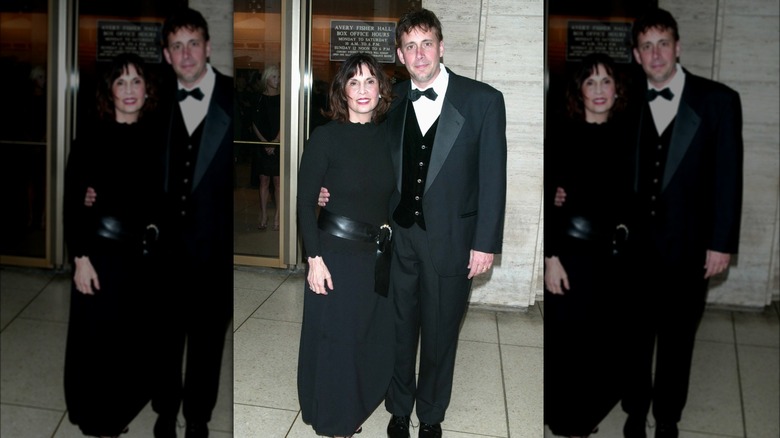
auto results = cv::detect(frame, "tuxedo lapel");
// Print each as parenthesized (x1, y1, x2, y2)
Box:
(426, 98, 463, 193)
(663, 90, 700, 191)
(193, 75, 230, 191)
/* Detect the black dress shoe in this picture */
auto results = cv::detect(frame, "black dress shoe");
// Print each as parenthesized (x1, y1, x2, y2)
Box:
(153, 416, 177, 438)
(387, 415, 410, 438)
(184, 422, 208, 438)
(623, 415, 647, 438)
(655, 423, 678, 438)
(418, 423, 442, 438)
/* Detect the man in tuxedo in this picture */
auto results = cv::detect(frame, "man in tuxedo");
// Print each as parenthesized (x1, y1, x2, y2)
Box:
(152, 7, 233, 438)
(383, 9, 507, 438)
(621, 8, 743, 438)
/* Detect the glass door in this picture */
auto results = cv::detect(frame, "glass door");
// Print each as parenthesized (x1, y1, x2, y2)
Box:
(232, 0, 417, 268)
(0, 0, 51, 267)
(233, 0, 286, 266)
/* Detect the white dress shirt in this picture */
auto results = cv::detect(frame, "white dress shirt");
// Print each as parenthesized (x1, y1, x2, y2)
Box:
(648, 63, 685, 135)
(178, 64, 216, 135)
(411, 64, 449, 135)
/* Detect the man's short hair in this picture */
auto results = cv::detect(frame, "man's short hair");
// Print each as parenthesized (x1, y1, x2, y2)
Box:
(632, 8, 679, 47)
(395, 8, 443, 47)
(162, 7, 210, 47)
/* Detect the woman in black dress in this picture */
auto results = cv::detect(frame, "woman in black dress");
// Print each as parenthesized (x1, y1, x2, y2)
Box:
(63, 53, 163, 437)
(543, 53, 634, 437)
(251, 64, 281, 230)
(296, 53, 395, 437)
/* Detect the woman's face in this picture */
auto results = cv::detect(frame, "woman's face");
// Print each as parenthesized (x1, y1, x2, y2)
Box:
(345, 64, 380, 124)
(581, 64, 616, 124)
(266, 71, 280, 91)
(112, 64, 146, 124)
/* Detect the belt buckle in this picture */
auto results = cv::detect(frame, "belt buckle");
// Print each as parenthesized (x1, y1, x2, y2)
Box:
(377, 224, 392, 252)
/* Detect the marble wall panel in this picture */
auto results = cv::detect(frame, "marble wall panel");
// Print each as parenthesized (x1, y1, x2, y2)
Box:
(661, 0, 779, 308)
(190, 0, 233, 75)
(719, 15, 780, 83)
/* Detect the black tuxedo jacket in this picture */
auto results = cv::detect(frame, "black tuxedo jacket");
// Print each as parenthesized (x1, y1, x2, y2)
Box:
(633, 69, 743, 266)
(162, 68, 234, 271)
(387, 68, 507, 276)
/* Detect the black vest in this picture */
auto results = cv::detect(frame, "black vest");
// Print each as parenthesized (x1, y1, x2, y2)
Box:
(393, 100, 439, 230)
(168, 105, 205, 223)
(637, 108, 675, 223)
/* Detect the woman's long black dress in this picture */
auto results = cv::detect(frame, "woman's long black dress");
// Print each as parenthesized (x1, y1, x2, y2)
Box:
(296, 120, 395, 436)
(251, 93, 281, 179)
(543, 115, 634, 436)
(63, 117, 164, 436)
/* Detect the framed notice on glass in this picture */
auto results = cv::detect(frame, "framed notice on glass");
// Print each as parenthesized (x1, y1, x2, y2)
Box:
(329, 20, 396, 63)
(96, 20, 163, 63)
(566, 20, 633, 63)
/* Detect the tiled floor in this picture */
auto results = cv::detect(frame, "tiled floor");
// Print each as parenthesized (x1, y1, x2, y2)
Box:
(0, 266, 233, 438)
(2, 265, 778, 437)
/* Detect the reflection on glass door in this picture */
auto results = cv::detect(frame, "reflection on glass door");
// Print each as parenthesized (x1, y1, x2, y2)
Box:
(0, 3, 50, 265)
(233, 0, 283, 261)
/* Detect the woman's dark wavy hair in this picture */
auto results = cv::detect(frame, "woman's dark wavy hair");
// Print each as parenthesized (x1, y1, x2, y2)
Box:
(325, 53, 393, 124)
(565, 52, 627, 121)
(96, 52, 158, 121)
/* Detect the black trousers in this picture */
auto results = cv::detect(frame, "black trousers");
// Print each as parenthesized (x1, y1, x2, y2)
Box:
(384, 223, 472, 424)
(152, 257, 232, 423)
(621, 246, 709, 424)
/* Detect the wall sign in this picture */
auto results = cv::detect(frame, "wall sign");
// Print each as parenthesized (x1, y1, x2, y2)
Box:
(97, 20, 163, 63)
(330, 20, 396, 63)
(566, 20, 633, 63)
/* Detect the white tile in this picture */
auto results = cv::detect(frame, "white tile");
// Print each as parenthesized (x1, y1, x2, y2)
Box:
(19, 275, 71, 323)
(0, 286, 39, 330)
(250, 276, 305, 323)
(0, 267, 55, 291)
(734, 309, 780, 348)
(0, 404, 64, 437)
(696, 308, 734, 343)
(739, 345, 780, 438)
(497, 306, 543, 348)
(233, 267, 289, 291)
(233, 404, 297, 438)
(0, 318, 68, 409)
(233, 317, 301, 410)
(682, 340, 743, 436)
(459, 308, 498, 344)
(447, 340, 507, 436)
(503, 344, 544, 438)
(233, 286, 274, 329)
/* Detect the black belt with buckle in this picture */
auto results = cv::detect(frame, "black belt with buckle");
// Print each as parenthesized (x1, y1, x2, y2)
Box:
(317, 209, 392, 297)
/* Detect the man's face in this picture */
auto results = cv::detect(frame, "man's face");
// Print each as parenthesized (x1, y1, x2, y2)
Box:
(633, 26, 680, 88)
(164, 26, 211, 88)
(397, 27, 444, 89)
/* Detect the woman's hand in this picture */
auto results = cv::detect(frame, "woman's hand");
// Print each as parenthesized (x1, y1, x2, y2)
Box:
(307, 256, 334, 295)
(73, 256, 100, 295)
(544, 256, 569, 295)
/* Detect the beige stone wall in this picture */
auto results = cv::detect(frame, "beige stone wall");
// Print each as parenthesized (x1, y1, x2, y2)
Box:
(660, 0, 780, 308)
(190, 0, 234, 76)
(424, 0, 546, 308)
(426, 0, 779, 309)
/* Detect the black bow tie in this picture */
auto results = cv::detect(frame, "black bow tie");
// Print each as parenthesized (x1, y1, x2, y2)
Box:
(177, 87, 204, 102)
(409, 88, 438, 102)
(646, 88, 674, 102)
